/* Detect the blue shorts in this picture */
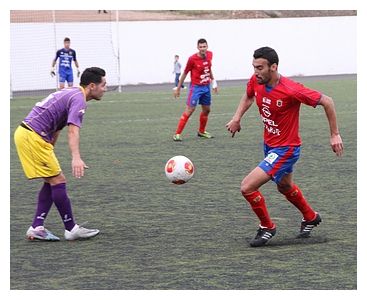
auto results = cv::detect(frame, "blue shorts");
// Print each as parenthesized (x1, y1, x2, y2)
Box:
(258, 144, 301, 184)
(186, 84, 211, 107)
(59, 68, 74, 83)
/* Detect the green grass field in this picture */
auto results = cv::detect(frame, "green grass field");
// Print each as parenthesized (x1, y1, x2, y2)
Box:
(10, 76, 357, 289)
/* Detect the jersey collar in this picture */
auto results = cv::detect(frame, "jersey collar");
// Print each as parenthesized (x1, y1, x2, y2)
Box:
(78, 86, 87, 102)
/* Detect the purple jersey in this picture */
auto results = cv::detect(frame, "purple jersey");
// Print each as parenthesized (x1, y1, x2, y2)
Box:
(24, 87, 87, 143)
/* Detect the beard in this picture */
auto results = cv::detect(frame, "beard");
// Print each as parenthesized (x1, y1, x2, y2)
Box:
(255, 75, 270, 85)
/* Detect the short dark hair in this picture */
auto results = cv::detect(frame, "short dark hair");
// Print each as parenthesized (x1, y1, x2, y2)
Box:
(80, 67, 106, 86)
(253, 47, 279, 66)
(197, 38, 207, 45)
(64, 37, 70, 42)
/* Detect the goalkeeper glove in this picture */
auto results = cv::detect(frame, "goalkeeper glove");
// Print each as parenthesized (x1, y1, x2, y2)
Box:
(77, 69, 81, 77)
(50, 67, 56, 77)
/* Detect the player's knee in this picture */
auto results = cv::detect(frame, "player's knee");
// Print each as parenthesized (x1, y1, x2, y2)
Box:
(277, 182, 293, 194)
(46, 173, 66, 185)
(240, 179, 255, 196)
(185, 107, 195, 116)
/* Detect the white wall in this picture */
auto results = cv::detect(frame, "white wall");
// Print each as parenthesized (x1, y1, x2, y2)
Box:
(10, 16, 356, 91)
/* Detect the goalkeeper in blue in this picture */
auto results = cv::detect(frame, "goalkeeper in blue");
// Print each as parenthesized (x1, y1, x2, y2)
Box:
(51, 37, 80, 89)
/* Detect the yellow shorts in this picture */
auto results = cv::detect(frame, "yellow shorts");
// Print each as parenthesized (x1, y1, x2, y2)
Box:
(14, 124, 61, 179)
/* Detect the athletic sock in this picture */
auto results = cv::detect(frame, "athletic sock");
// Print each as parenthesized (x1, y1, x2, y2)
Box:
(281, 184, 316, 221)
(51, 183, 76, 231)
(242, 190, 275, 229)
(32, 182, 53, 228)
(175, 112, 190, 134)
(199, 112, 208, 133)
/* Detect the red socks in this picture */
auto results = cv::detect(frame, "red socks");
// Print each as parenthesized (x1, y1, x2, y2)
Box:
(243, 185, 316, 227)
(176, 112, 209, 135)
(199, 112, 208, 133)
(242, 190, 275, 229)
(175, 113, 190, 134)
(281, 184, 316, 221)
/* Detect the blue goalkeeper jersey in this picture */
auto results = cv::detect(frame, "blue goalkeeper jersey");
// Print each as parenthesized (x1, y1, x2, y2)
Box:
(55, 48, 77, 71)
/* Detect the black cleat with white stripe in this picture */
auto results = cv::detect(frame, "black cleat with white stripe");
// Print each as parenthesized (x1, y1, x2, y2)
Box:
(297, 213, 322, 238)
(250, 226, 276, 247)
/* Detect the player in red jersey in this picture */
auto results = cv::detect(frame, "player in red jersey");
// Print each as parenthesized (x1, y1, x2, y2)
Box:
(172, 38, 218, 141)
(226, 47, 343, 247)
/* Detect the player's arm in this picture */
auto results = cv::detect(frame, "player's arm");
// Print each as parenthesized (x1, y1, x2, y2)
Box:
(73, 51, 80, 77)
(50, 58, 57, 77)
(226, 93, 255, 137)
(174, 71, 188, 98)
(210, 70, 218, 94)
(50, 130, 61, 146)
(318, 94, 343, 156)
(75, 61, 81, 77)
(68, 124, 88, 178)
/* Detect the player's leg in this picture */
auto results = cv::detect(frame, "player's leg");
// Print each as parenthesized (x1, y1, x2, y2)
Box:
(268, 145, 316, 221)
(44, 173, 75, 232)
(198, 104, 212, 138)
(241, 167, 274, 228)
(197, 85, 213, 138)
(31, 181, 53, 228)
(175, 73, 180, 87)
(66, 71, 73, 87)
(241, 167, 276, 247)
(58, 71, 66, 90)
(45, 173, 100, 240)
(173, 84, 198, 141)
(277, 173, 316, 221)
(277, 173, 321, 237)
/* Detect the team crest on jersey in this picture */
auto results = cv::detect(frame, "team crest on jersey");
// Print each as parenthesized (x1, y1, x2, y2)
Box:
(276, 99, 283, 107)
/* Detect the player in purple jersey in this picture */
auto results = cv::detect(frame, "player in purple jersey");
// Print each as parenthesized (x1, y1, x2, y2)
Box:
(14, 67, 107, 241)
(51, 37, 80, 89)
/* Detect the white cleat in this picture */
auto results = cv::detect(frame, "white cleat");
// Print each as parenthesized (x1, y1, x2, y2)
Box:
(64, 224, 100, 241)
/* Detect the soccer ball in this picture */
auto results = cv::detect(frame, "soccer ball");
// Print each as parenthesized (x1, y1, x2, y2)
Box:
(165, 155, 194, 184)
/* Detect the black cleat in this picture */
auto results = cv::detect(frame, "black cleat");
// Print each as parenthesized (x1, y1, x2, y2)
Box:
(297, 213, 322, 238)
(250, 226, 276, 247)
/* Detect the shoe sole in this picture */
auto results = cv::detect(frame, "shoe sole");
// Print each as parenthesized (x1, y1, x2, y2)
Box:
(27, 235, 60, 242)
(65, 231, 100, 241)
(197, 135, 214, 139)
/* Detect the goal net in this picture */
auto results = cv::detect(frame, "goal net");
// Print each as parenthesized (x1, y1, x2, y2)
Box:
(10, 10, 121, 97)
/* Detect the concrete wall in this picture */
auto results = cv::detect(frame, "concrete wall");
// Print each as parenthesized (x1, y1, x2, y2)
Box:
(10, 16, 356, 91)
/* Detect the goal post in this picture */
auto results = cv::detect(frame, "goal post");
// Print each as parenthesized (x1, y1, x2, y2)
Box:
(10, 10, 121, 97)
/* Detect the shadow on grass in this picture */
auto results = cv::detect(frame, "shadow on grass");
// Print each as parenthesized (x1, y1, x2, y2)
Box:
(244, 236, 328, 248)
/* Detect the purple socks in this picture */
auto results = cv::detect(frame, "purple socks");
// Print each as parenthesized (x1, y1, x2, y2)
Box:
(51, 183, 75, 231)
(32, 182, 53, 228)
(31, 182, 75, 231)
